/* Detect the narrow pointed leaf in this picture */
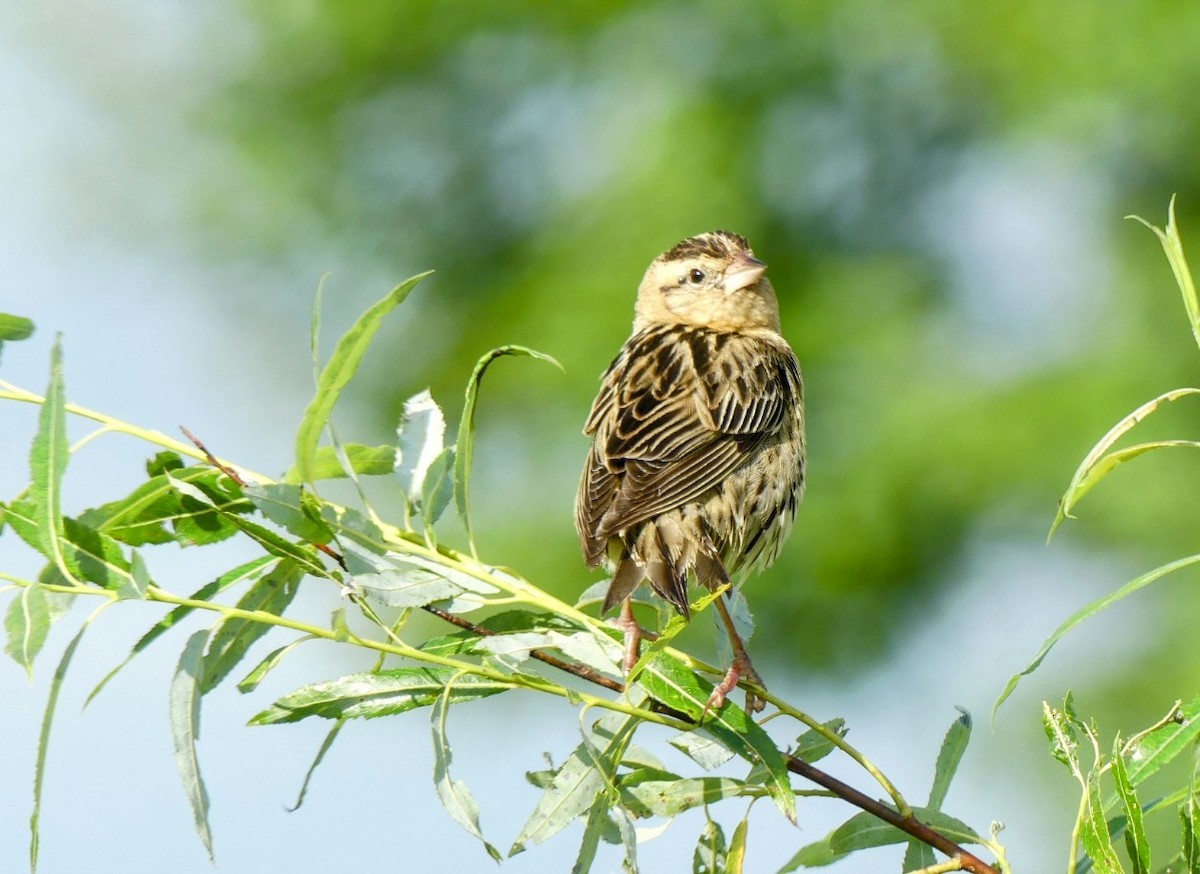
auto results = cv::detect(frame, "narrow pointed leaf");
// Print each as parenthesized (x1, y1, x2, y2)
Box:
(0, 312, 35, 362)
(669, 732, 735, 771)
(1053, 439, 1200, 537)
(30, 336, 70, 576)
(929, 708, 971, 810)
(692, 819, 727, 874)
(828, 808, 981, 853)
(237, 636, 315, 694)
(30, 622, 87, 873)
(250, 667, 512, 725)
(245, 483, 333, 543)
(727, 817, 748, 874)
(396, 389, 448, 503)
(432, 683, 502, 861)
(294, 272, 431, 483)
(169, 476, 327, 577)
(512, 719, 633, 855)
(455, 345, 561, 556)
(572, 799, 609, 874)
(170, 630, 214, 861)
(995, 554, 1200, 717)
(352, 566, 461, 608)
(791, 718, 847, 765)
(60, 518, 140, 597)
(200, 560, 303, 694)
(1129, 196, 1200, 353)
(87, 555, 274, 705)
(1112, 739, 1150, 874)
(638, 653, 795, 823)
(1050, 388, 1200, 537)
(1080, 779, 1123, 874)
(283, 444, 395, 483)
(288, 720, 344, 812)
(6, 585, 51, 677)
(420, 445, 456, 535)
(619, 769, 747, 817)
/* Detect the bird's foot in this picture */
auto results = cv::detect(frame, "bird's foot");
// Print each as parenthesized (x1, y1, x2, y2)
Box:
(609, 598, 658, 674)
(704, 652, 766, 717)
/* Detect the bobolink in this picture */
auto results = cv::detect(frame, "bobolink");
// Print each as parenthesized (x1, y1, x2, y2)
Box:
(576, 230, 805, 712)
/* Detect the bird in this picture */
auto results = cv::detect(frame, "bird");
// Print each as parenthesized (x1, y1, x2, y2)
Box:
(575, 230, 805, 713)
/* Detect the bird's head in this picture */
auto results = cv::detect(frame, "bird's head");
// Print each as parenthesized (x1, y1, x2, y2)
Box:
(633, 230, 781, 333)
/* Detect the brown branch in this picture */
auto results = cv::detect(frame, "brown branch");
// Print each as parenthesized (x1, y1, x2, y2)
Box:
(783, 755, 997, 874)
(419, 604, 997, 873)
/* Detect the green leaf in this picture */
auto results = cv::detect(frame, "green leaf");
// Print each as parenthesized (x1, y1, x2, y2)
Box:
(827, 808, 981, 853)
(572, 799, 609, 874)
(431, 682, 502, 861)
(282, 444, 395, 483)
(669, 731, 736, 771)
(473, 629, 621, 675)
(169, 476, 328, 577)
(200, 560, 303, 694)
(1044, 696, 1083, 772)
(777, 836, 841, 870)
(250, 667, 512, 725)
(29, 336, 70, 578)
(902, 839, 935, 872)
(60, 517, 141, 598)
(0, 312, 35, 363)
(237, 635, 315, 694)
(396, 389, 448, 503)
(245, 483, 334, 543)
(929, 708, 971, 810)
(288, 719, 344, 812)
(619, 769, 747, 818)
(1052, 435, 1200, 538)
(352, 565, 461, 608)
(1124, 695, 1200, 787)
(637, 653, 795, 824)
(1184, 791, 1200, 874)
(1080, 778, 1123, 874)
(791, 718, 847, 765)
(78, 471, 195, 546)
(30, 622, 86, 873)
(692, 819, 727, 874)
(293, 272, 431, 484)
(1, 499, 43, 555)
(455, 345, 562, 556)
(420, 445, 456, 537)
(1112, 737, 1150, 874)
(170, 629, 214, 862)
(86, 555, 275, 705)
(1129, 196, 1200, 355)
(727, 816, 748, 874)
(511, 736, 611, 855)
(5, 585, 52, 678)
(994, 554, 1200, 718)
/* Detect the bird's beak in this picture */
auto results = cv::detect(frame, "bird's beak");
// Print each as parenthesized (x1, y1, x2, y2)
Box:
(723, 252, 767, 294)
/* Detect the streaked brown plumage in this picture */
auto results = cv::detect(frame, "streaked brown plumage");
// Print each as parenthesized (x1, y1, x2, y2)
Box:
(576, 230, 805, 711)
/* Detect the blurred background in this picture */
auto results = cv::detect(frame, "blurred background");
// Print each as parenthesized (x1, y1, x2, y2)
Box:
(5, 1, 1200, 871)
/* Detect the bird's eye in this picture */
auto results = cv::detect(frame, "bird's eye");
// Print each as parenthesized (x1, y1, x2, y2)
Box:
(685, 268, 706, 285)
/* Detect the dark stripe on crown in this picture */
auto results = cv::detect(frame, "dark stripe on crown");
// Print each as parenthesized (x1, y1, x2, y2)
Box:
(663, 230, 750, 262)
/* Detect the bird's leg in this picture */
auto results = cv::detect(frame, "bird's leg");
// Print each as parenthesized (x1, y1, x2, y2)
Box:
(705, 591, 766, 715)
(615, 597, 643, 674)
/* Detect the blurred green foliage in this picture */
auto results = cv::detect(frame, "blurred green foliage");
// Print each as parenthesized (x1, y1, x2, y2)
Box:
(196, 1, 1200, 674)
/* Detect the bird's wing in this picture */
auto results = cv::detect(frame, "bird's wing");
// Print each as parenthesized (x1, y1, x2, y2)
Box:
(576, 327, 797, 551)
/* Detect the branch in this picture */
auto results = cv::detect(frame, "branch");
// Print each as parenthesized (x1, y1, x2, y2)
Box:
(783, 755, 998, 874)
